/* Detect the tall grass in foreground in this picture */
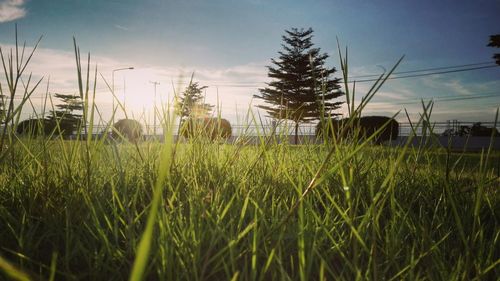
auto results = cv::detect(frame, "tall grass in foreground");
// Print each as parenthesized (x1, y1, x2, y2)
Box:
(0, 34, 499, 281)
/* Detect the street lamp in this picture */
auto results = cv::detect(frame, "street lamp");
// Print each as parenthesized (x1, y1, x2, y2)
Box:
(149, 81, 160, 137)
(112, 67, 134, 122)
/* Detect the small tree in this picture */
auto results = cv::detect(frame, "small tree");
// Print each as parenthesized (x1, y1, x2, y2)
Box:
(176, 76, 213, 120)
(48, 93, 84, 137)
(254, 27, 344, 144)
(488, 34, 500, 65)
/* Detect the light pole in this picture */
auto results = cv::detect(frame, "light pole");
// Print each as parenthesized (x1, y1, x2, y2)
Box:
(112, 67, 134, 122)
(149, 81, 160, 137)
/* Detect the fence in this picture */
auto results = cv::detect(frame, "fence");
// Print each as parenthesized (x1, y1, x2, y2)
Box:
(87, 120, 499, 137)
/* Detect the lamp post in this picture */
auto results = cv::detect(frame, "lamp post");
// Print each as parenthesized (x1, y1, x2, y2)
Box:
(149, 81, 160, 137)
(112, 67, 134, 122)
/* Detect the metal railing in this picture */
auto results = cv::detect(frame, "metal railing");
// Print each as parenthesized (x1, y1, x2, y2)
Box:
(81, 120, 499, 138)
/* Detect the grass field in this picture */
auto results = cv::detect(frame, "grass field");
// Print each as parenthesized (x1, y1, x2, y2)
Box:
(0, 137, 498, 280)
(0, 35, 499, 281)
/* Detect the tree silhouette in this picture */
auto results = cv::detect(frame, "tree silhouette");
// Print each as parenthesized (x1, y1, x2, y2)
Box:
(488, 34, 500, 65)
(254, 28, 344, 144)
(48, 93, 83, 137)
(176, 76, 213, 120)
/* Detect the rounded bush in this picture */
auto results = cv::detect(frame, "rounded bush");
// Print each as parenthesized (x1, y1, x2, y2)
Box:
(180, 117, 232, 140)
(359, 116, 399, 144)
(316, 116, 399, 144)
(315, 118, 345, 139)
(16, 118, 56, 136)
(112, 119, 143, 142)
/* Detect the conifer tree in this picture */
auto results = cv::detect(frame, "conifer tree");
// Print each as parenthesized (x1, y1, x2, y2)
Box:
(176, 77, 213, 120)
(48, 93, 83, 137)
(254, 27, 344, 144)
(488, 34, 500, 65)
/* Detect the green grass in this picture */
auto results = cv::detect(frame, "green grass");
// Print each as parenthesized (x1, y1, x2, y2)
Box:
(0, 140, 498, 280)
(0, 32, 499, 280)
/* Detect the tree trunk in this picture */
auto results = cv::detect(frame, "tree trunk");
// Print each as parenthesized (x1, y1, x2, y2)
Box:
(294, 121, 299, 145)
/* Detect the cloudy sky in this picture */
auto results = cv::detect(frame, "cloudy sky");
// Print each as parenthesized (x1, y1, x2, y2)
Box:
(0, 0, 499, 126)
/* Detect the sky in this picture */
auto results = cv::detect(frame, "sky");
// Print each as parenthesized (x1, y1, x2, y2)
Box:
(0, 0, 499, 129)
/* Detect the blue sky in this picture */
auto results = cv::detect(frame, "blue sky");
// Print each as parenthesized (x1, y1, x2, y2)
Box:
(0, 0, 499, 125)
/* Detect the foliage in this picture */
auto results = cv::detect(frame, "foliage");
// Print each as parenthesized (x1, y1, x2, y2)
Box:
(16, 118, 56, 136)
(0, 26, 43, 158)
(487, 34, 500, 65)
(0, 140, 499, 280)
(442, 122, 499, 137)
(0, 95, 6, 124)
(112, 119, 143, 142)
(175, 76, 213, 120)
(254, 27, 344, 143)
(470, 122, 498, 136)
(180, 117, 232, 140)
(317, 116, 399, 144)
(48, 93, 84, 137)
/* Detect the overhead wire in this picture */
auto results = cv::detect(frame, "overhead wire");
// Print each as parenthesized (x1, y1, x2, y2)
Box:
(394, 92, 499, 105)
(350, 64, 499, 83)
(347, 61, 496, 79)
(3, 62, 499, 107)
(169, 62, 500, 87)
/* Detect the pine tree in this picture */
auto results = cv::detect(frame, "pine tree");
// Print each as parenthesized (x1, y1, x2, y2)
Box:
(48, 93, 84, 137)
(488, 34, 500, 65)
(176, 77, 213, 120)
(254, 27, 344, 144)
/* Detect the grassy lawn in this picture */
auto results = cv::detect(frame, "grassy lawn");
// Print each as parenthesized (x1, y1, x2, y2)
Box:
(0, 138, 498, 280)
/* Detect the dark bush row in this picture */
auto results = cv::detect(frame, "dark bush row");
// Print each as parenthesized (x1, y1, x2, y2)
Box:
(16, 118, 144, 141)
(442, 122, 499, 137)
(316, 116, 399, 144)
(16, 117, 234, 142)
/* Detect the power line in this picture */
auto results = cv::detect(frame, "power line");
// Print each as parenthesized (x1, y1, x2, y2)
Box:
(348, 61, 496, 79)
(162, 63, 500, 87)
(392, 92, 499, 105)
(3, 62, 498, 95)
(351, 64, 499, 83)
(167, 61, 500, 86)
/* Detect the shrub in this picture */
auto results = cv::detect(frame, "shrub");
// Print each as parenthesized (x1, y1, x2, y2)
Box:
(112, 119, 143, 142)
(180, 117, 232, 140)
(358, 116, 399, 143)
(315, 118, 344, 139)
(16, 118, 56, 136)
(443, 123, 499, 137)
(470, 122, 498, 137)
(316, 116, 399, 144)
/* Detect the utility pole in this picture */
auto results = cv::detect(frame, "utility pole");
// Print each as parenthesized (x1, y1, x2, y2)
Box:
(150, 81, 160, 137)
(112, 67, 134, 123)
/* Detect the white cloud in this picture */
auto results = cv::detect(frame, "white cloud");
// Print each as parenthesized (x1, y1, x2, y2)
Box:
(0, 42, 271, 123)
(0, 0, 26, 23)
(113, 24, 130, 31)
(2, 40, 497, 126)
